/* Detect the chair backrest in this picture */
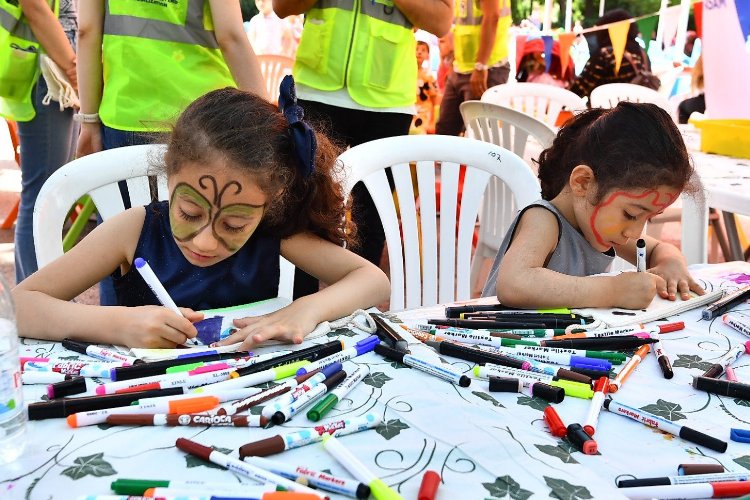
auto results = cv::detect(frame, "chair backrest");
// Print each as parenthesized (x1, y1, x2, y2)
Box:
(460, 100, 555, 257)
(338, 135, 541, 311)
(589, 83, 672, 114)
(33, 144, 295, 299)
(257, 54, 294, 103)
(481, 82, 587, 128)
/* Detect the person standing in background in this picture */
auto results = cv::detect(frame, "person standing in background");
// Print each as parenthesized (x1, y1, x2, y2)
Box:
(76, 0, 267, 305)
(273, 0, 452, 298)
(437, 32, 454, 93)
(436, 0, 512, 135)
(0, 0, 79, 284)
(246, 0, 291, 55)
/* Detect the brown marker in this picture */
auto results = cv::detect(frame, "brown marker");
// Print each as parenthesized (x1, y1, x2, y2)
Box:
(105, 413, 267, 427)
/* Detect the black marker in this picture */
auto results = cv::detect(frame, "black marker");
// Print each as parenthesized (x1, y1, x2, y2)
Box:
(370, 313, 409, 352)
(542, 336, 658, 351)
(692, 376, 750, 401)
(702, 285, 750, 320)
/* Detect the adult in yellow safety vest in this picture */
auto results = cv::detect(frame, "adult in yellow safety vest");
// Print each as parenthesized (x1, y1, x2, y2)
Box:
(436, 0, 512, 135)
(1, 0, 79, 283)
(273, 0, 452, 298)
(76, 0, 266, 305)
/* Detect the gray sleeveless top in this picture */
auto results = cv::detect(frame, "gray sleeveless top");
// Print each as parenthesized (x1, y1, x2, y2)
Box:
(481, 199, 615, 297)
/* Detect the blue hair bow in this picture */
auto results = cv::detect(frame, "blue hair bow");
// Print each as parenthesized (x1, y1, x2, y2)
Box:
(278, 75, 317, 178)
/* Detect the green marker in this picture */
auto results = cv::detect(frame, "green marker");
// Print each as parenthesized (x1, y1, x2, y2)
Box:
(110, 478, 283, 495)
(500, 338, 626, 363)
(307, 365, 368, 422)
(165, 361, 204, 374)
(551, 379, 595, 399)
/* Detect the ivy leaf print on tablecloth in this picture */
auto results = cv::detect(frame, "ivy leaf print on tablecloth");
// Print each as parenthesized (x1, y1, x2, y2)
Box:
(389, 360, 409, 369)
(185, 446, 233, 469)
(517, 395, 549, 411)
(482, 475, 533, 500)
(544, 476, 593, 500)
(639, 400, 687, 421)
(326, 327, 358, 338)
(673, 354, 714, 371)
(535, 444, 579, 464)
(735, 399, 750, 407)
(364, 372, 392, 389)
(61, 453, 117, 480)
(734, 456, 750, 470)
(473, 391, 504, 408)
(376, 418, 409, 440)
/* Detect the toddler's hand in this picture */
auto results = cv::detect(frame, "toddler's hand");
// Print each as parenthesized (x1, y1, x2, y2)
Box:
(611, 272, 665, 309)
(121, 306, 201, 348)
(213, 302, 320, 351)
(649, 258, 705, 300)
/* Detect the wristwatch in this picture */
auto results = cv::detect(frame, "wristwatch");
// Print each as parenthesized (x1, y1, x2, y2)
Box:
(73, 112, 100, 123)
(474, 62, 489, 71)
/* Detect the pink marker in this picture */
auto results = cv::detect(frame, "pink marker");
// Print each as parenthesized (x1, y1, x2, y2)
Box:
(95, 363, 234, 395)
(20, 357, 49, 368)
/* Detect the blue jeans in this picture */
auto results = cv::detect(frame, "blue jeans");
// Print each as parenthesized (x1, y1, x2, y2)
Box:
(98, 125, 158, 305)
(15, 77, 78, 283)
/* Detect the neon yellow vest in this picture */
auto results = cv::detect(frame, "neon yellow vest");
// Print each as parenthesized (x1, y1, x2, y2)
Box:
(294, 0, 416, 108)
(101, 0, 235, 132)
(453, 0, 511, 74)
(0, 0, 57, 122)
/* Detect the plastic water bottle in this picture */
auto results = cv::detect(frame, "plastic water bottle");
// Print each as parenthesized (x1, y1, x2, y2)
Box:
(0, 274, 24, 464)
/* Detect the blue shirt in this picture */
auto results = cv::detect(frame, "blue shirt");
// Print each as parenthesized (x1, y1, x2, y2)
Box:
(113, 201, 281, 310)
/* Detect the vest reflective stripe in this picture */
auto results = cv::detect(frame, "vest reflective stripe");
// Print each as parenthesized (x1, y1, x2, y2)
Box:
(0, 0, 56, 122)
(453, 0, 511, 73)
(100, 0, 234, 132)
(0, 8, 35, 41)
(103, 0, 218, 49)
(293, 0, 416, 108)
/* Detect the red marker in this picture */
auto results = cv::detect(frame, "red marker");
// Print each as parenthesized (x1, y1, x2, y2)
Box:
(418, 470, 440, 500)
(583, 377, 609, 436)
(543, 406, 567, 437)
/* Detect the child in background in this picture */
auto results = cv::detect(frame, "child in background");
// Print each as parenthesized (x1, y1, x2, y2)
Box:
(13, 79, 390, 350)
(482, 102, 704, 309)
(411, 41, 440, 134)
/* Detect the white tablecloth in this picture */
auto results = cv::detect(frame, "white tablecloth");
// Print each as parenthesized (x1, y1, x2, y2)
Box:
(3, 262, 750, 500)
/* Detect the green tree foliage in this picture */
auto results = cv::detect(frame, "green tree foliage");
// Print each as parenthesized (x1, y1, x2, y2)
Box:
(512, 0, 671, 29)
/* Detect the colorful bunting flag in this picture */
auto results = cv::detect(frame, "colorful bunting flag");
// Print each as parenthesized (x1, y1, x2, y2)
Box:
(736, 0, 750, 42)
(542, 35, 554, 73)
(558, 32, 577, 77)
(608, 20, 631, 74)
(694, 1, 703, 39)
(636, 15, 659, 52)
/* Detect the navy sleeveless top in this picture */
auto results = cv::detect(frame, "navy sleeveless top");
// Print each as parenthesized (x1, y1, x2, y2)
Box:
(113, 201, 281, 310)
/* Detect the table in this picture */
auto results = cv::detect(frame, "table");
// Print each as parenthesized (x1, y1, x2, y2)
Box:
(3, 262, 750, 500)
(680, 125, 750, 264)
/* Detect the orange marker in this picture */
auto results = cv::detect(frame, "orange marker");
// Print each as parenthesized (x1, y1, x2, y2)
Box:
(66, 395, 219, 428)
(608, 344, 650, 393)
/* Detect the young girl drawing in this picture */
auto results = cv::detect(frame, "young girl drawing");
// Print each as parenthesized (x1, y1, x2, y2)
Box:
(482, 102, 704, 309)
(13, 79, 390, 349)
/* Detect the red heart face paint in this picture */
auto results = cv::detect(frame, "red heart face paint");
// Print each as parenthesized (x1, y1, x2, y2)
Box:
(587, 187, 679, 251)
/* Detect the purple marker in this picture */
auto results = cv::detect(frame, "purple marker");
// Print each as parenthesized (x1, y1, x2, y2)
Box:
(296, 335, 379, 376)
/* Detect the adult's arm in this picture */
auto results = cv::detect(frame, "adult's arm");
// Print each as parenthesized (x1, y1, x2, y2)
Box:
(209, 0, 268, 100)
(19, 0, 77, 88)
(75, 0, 104, 157)
(469, 0, 501, 97)
(395, 0, 452, 37)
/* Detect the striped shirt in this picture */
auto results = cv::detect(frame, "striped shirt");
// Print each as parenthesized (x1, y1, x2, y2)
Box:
(569, 46, 648, 99)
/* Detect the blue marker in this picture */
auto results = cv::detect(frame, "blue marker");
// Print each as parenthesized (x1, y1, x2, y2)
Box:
(296, 335, 379, 376)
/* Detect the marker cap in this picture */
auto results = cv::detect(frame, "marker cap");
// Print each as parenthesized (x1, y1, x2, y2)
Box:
(488, 376, 521, 393)
(418, 470, 441, 500)
(551, 379, 594, 399)
(570, 367, 611, 380)
(555, 368, 591, 385)
(566, 423, 598, 455)
(530, 382, 565, 403)
(658, 321, 685, 333)
(110, 479, 170, 495)
(543, 406, 567, 437)
(47, 376, 87, 399)
(730, 427, 750, 443)
(570, 356, 611, 371)
(306, 393, 338, 422)
(701, 363, 723, 379)
(369, 478, 402, 500)
(677, 463, 725, 476)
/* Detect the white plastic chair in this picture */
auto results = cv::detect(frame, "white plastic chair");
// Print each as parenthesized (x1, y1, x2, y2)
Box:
(33, 144, 295, 300)
(460, 101, 555, 295)
(338, 135, 541, 311)
(589, 83, 672, 114)
(481, 82, 587, 128)
(257, 54, 294, 103)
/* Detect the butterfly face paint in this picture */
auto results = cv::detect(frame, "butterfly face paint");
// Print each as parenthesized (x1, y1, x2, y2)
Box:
(586, 187, 679, 251)
(169, 175, 265, 255)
